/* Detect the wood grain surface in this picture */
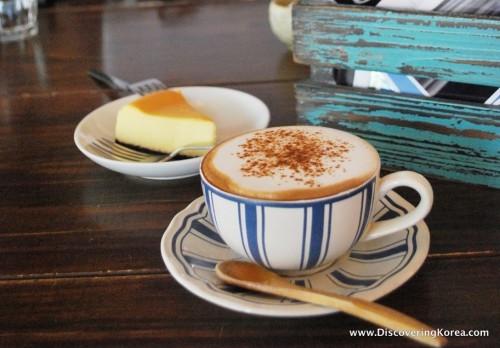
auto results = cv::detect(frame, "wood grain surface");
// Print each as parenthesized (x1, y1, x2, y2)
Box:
(0, 1, 498, 347)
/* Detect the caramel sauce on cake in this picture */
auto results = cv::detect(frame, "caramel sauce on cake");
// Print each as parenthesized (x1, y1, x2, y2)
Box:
(201, 126, 379, 200)
(115, 90, 216, 156)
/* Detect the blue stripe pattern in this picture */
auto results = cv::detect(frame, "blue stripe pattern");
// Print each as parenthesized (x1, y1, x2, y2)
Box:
(351, 182, 375, 248)
(203, 177, 377, 271)
(330, 270, 379, 287)
(349, 243, 408, 261)
(306, 205, 326, 269)
(327, 195, 417, 294)
(242, 204, 264, 266)
(192, 219, 225, 245)
(183, 255, 218, 269)
(165, 191, 427, 314)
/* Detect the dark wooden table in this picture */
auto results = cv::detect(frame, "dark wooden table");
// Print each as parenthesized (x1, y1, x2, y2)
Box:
(1, 1, 498, 346)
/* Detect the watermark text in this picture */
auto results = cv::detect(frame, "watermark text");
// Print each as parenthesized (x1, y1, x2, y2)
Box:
(349, 328, 489, 339)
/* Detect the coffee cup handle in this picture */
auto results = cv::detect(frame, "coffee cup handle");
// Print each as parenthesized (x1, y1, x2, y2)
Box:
(363, 171, 433, 241)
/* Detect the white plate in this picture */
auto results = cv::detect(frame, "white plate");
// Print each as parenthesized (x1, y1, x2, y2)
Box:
(74, 87, 270, 179)
(161, 191, 430, 317)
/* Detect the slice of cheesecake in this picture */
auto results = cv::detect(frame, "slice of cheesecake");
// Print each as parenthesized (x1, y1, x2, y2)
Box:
(115, 90, 216, 157)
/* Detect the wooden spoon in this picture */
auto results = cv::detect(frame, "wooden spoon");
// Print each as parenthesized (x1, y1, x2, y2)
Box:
(216, 260, 447, 347)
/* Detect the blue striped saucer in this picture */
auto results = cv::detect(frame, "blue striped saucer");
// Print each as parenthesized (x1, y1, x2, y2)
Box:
(161, 191, 430, 317)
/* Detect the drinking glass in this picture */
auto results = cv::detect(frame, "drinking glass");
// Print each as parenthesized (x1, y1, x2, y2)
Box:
(0, 0, 38, 43)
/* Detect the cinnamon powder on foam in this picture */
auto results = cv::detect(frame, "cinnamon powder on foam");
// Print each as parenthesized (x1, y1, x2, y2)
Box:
(235, 128, 353, 188)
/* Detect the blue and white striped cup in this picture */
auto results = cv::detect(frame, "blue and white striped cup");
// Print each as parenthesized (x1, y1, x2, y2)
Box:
(200, 126, 433, 273)
(201, 169, 432, 273)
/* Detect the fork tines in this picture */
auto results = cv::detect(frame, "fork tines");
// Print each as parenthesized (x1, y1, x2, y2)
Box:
(127, 79, 167, 95)
(91, 138, 161, 162)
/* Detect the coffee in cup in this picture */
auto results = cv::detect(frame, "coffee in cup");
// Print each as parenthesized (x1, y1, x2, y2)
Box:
(200, 126, 433, 272)
(202, 126, 379, 200)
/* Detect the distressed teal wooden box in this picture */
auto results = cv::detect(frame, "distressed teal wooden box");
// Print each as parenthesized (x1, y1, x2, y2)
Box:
(292, 1, 500, 188)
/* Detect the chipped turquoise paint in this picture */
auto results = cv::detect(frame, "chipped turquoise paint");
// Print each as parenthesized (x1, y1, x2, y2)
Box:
(345, 122, 498, 159)
(299, 90, 499, 138)
(303, 108, 499, 159)
(301, 112, 499, 186)
(293, 3, 500, 186)
(294, 6, 500, 86)
(303, 91, 499, 120)
(302, 104, 499, 145)
(296, 87, 500, 187)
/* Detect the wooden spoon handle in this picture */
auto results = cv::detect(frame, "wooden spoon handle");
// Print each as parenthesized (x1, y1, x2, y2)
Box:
(284, 286, 447, 347)
(215, 261, 446, 347)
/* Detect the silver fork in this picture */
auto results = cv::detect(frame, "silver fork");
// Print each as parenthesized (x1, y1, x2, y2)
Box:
(87, 69, 167, 95)
(89, 137, 211, 162)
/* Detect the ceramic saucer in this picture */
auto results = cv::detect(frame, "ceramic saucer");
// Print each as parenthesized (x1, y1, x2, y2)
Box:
(161, 191, 430, 317)
(74, 86, 270, 180)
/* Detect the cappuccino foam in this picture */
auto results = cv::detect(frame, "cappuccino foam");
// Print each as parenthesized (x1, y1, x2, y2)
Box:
(201, 126, 379, 200)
